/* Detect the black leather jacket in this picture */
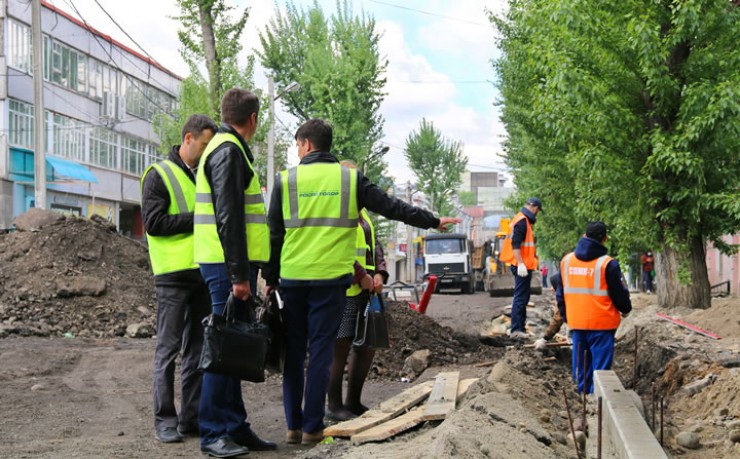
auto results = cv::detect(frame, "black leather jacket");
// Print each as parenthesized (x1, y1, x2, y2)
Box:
(203, 124, 256, 284)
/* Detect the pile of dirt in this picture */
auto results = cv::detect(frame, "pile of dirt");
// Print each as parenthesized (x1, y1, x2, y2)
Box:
(370, 301, 503, 380)
(0, 211, 156, 338)
(687, 297, 740, 339)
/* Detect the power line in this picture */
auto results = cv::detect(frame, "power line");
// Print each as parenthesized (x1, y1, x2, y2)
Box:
(368, 0, 491, 28)
(91, 0, 157, 63)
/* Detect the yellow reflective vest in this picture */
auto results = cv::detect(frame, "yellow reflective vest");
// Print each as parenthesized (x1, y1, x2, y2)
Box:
(193, 132, 270, 264)
(347, 208, 376, 296)
(141, 159, 198, 275)
(279, 162, 358, 281)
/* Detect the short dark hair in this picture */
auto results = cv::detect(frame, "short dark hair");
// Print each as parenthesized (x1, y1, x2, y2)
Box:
(221, 88, 260, 126)
(585, 221, 608, 242)
(181, 114, 217, 141)
(295, 118, 333, 152)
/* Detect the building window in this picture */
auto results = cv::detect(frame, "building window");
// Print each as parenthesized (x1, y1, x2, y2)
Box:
(8, 99, 35, 149)
(51, 114, 86, 162)
(8, 19, 33, 73)
(89, 128, 118, 169)
(120, 137, 156, 176)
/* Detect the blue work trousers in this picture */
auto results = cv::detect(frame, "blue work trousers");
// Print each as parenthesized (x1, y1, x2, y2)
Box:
(571, 329, 616, 394)
(510, 265, 532, 333)
(281, 285, 346, 433)
(197, 263, 256, 446)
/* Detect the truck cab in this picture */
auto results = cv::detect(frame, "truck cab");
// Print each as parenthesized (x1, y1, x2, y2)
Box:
(422, 233, 475, 294)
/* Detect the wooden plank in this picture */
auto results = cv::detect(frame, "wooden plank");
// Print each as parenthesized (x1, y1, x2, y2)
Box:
(351, 407, 426, 445)
(422, 371, 460, 421)
(324, 380, 434, 437)
(350, 378, 479, 445)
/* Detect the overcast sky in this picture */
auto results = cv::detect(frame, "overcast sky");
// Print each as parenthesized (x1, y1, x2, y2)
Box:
(55, 0, 510, 183)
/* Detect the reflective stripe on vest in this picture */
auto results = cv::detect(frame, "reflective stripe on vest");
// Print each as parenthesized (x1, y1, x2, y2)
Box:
(141, 160, 198, 275)
(561, 253, 620, 330)
(279, 162, 358, 281)
(193, 132, 270, 264)
(498, 212, 537, 270)
(347, 208, 376, 296)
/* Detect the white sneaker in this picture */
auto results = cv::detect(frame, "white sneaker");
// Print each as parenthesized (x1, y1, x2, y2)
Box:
(510, 331, 529, 340)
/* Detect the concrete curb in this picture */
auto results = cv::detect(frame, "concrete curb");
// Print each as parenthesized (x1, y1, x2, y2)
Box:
(594, 371, 668, 459)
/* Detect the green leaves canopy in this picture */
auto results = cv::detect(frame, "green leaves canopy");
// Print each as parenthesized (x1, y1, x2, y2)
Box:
(258, 0, 388, 183)
(493, 0, 740, 307)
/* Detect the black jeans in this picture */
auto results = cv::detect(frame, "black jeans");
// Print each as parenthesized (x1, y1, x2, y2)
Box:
(152, 271, 211, 431)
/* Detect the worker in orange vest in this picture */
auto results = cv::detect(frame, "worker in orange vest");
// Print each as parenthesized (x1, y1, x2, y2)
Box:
(499, 197, 542, 339)
(555, 222, 632, 394)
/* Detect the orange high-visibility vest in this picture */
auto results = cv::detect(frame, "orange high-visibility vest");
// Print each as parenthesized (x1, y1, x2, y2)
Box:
(498, 212, 536, 270)
(561, 253, 621, 330)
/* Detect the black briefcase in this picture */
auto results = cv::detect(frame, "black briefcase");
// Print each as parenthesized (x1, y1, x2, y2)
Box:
(353, 293, 390, 349)
(254, 290, 286, 374)
(198, 293, 269, 383)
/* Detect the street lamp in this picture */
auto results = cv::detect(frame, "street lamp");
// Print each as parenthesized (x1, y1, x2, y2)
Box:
(266, 76, 300, 205)
(362, 145, 390, 174)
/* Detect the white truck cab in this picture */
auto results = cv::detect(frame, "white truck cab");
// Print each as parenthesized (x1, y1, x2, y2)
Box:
(422, 233, 475, 294)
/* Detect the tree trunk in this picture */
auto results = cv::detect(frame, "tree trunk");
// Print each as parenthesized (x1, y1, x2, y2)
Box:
(197, 3, 222, 117)
(656, 236, 711, 309)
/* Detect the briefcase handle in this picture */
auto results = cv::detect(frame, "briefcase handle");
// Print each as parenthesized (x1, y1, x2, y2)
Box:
(223, 293, 259, 324)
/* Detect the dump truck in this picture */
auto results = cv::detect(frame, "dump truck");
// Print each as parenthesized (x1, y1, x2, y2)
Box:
(422, 233, 476, 294)
(484, 218, 542, 297)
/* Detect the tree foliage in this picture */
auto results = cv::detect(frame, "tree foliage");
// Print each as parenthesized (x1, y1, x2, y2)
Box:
(404, 119, 468, 217)
(154, 0, 289, 184)
(493, 0, 740, 308)
(258, 0, 388, 183)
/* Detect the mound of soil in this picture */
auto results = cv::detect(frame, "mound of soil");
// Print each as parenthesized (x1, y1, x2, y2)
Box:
(0, 211, 156, 338)
(371, 301, 503, 380)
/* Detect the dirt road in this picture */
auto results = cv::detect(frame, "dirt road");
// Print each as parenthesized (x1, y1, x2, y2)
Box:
(0, 291, 509, 459)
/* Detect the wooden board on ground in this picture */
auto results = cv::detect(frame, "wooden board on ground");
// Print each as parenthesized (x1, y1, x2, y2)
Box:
(423, 371, 460, 421)
(324, 380, 434, 437)
(350, 377, 478, 445)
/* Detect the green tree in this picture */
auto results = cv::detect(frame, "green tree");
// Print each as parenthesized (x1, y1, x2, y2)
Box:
(459, 191, 477, 207)
(257, 0, 388, 183)
(493, 0, 740, 308)
(404, 119, 468, 218)
(154, 0, 288, 182)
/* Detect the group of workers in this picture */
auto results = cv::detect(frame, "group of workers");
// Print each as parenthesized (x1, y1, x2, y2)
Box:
(141, 88, 460, 458)
(501, 198, 633, 395)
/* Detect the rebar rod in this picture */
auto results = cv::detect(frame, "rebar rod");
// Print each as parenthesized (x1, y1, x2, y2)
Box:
(562, 388, 582, 459)
(597, 396, 603, 459)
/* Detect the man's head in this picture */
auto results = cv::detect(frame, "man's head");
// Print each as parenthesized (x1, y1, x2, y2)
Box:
(525, 197, 543, 215)
(221, 88, 260, 140)
(585, 221, 608, 243)
(340, 159, 357, 170)
(295, 118, 333, 159)
(179, 114, 217, 168)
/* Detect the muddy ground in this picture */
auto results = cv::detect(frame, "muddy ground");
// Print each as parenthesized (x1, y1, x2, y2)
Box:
(2, 213, 740, 458)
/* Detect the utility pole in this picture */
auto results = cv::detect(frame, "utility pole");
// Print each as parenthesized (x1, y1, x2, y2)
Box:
(32, 0, 46, 209)
(406, 181, 414, 283)
(266, 75, 276, 206)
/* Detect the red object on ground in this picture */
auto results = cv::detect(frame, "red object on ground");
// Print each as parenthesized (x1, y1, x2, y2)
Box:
(655, 312, 721, 340)
(410, 275, 437, 315)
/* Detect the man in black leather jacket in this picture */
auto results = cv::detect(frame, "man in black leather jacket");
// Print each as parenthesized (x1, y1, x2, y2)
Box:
(195, 88, 277, 458)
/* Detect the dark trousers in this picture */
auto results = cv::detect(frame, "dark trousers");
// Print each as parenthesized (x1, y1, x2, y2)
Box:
(152, 274, 210, 431)
(197, 263, 256, 446)
(643, 271, 653, 292)
(571, 329, 615, 394)
(281, 285, 346, 433)
(510, 265, 532, 333)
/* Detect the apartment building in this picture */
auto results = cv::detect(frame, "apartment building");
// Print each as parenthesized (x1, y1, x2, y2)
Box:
(0, 0, 179, 237)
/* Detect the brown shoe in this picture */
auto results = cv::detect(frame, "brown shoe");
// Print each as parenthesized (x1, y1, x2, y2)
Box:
(301, 430, 324, 445)
(286, 429, 301, 444)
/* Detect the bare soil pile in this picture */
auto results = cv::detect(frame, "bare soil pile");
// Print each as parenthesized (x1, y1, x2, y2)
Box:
(371, 301, 503, 379)
(0, 212, 156, 338)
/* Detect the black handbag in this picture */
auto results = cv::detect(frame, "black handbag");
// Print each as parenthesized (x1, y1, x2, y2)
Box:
(353, 293, 390, 349)
(254, 290, 285, 374)
(198, 293, 269, 383)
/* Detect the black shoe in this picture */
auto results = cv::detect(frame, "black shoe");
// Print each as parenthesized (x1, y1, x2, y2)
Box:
(200, 438, 249, 458)
(155, 426, 184, 443)
(177, 424, 199, 438)
(232, 428, 278, 451)
(325, 407, 357, 422)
